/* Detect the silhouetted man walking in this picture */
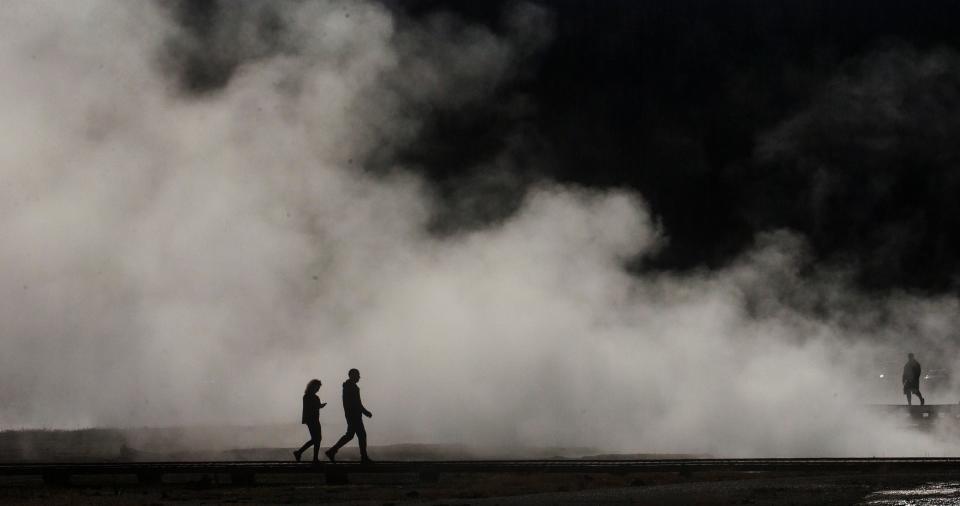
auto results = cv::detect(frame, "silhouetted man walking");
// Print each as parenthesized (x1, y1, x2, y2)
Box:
(903, 353, 924, 406)
(325, 368, 373, 463)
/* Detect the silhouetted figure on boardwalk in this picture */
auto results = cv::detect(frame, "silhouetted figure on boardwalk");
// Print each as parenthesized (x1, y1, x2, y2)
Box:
(324, 368, 373, 463)
(903, 353, 924, 406)
(294, 379, 326, 463)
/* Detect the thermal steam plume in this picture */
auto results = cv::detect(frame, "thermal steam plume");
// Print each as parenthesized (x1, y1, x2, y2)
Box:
(0, 0, 958, 458)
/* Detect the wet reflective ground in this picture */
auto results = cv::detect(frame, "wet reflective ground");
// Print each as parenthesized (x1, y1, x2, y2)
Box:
(863, 482, 960, 505)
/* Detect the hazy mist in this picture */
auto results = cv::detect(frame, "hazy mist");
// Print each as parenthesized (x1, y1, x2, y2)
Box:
(1, 0, 959, 457)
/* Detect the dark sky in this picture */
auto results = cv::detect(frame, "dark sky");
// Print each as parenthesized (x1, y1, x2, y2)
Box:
(168, 0, 960, 294)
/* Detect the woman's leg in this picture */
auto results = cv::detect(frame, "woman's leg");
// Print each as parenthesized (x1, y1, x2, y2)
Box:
(295, 434, 313, 460)
(296, 439, 314, 454)
(295, 423, 321, 460)
(308, 422, 322, 462)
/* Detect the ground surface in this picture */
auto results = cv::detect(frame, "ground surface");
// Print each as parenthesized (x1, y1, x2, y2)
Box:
(2, 469, 957, 505)
(3, 428, 958, 504)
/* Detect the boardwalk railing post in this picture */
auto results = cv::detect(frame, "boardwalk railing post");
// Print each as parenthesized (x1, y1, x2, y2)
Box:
(41, 471, 70, 486)
(325, 469, 349, 485)
(136, 471, 162, 485)
(230, 470, 256, 485)
(419, 467, 439, 483)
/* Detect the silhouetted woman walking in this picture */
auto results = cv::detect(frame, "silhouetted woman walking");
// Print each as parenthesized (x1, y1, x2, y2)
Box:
(294, 379, 326, 463)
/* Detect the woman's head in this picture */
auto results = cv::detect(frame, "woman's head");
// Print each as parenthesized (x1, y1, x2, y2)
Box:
(305, 379, 321, 395)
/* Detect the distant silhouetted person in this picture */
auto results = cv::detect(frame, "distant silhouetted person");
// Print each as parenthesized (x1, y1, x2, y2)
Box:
(294, 379, 326, 463)
(903, 353, 924, 406)
(325, 368, 373, 463)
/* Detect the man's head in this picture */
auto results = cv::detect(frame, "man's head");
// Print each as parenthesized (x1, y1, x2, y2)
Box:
(908, 353, 915, 361)
(348, 368, 361, 383)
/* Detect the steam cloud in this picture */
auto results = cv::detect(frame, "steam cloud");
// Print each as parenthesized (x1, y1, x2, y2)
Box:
(1, 0, 958, 457)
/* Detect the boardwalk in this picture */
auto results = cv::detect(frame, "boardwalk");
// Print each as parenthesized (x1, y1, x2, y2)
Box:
(5, 458, 960, 485)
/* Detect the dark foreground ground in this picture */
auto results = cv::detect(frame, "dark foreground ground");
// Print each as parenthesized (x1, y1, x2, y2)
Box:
(3, 427, 959, 504)
(1, 467, 957, 505)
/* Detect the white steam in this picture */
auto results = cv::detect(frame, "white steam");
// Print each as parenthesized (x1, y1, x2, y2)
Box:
(0, 1, 957, 457)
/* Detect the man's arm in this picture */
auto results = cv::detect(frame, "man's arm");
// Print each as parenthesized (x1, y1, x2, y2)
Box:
(346, 384, 371, 416)
(358, 389, 372, 417)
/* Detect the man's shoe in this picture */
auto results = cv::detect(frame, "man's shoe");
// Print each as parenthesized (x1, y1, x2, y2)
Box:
(324, 449, 336, 463)
(293, 450, 302, 462)
(921, 398, 926, 406)
(361, 457, 375, 464)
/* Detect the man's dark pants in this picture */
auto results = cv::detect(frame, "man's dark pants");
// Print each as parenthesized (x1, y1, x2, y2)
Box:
(904, 383, 924, 405)
(330, 417, 367, 457)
